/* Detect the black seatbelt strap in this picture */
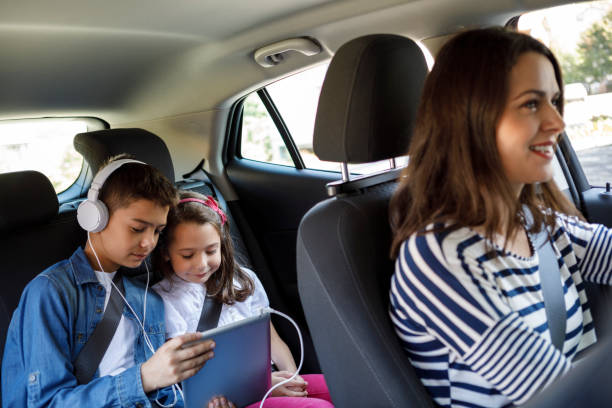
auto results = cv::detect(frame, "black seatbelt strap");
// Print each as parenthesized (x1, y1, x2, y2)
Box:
(533, 229, 566, 350)
(197, 295, 222, 332)
(74, 273, 124, 384)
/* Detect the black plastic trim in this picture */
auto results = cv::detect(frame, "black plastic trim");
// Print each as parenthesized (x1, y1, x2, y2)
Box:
(557, 132, 590, 192)
(554, 147, 581, 210)
(327, 168, 403, 196)
(557, 132, 590, 218)
(257, 89, 306, 169)
(223, 96, 245, 165)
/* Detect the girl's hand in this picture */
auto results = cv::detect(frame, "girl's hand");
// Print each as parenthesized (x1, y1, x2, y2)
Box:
(140, 332, 215, 393)
(207, 395, 236, 408)
(270, 371, 308, 397)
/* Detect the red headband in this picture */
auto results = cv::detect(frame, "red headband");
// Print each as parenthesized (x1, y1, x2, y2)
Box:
(179, 196, 227, 225)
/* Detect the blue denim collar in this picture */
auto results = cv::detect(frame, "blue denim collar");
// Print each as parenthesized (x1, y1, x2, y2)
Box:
(69, 246, 101, 286)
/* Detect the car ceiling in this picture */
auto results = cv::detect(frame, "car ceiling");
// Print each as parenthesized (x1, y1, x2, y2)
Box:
(0, 0, 583, 124)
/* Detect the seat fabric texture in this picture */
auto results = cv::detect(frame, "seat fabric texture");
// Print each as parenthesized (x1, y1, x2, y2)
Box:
(297, 34, 434, 407)
(0, 171, 86, 400)
(74, 127, 175, 182)
(313, 34, 427, 163)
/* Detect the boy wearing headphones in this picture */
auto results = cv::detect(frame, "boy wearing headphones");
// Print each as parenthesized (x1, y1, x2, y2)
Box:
(2, 156, 215, 407)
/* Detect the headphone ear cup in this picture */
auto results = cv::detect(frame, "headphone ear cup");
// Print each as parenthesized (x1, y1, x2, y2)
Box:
(77, 199, 110, 233)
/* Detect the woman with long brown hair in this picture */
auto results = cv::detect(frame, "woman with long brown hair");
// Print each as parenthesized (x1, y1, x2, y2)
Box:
(389, 27, 610, 407)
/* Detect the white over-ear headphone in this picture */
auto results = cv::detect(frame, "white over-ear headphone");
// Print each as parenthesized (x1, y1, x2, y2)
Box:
(77, 158, 145, 232)
(80, 158, 181, 406)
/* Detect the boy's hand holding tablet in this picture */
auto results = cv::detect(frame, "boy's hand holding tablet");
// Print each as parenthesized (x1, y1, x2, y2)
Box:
(141, 333, 216, 392)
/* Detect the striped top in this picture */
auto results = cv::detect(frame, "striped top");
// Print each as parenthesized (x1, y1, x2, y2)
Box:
(390, 213, 612, 407)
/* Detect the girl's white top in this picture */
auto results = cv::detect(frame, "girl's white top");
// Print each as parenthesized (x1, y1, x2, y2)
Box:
(152, 267, 269, 338)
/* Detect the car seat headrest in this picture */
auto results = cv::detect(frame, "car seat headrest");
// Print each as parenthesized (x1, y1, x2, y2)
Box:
(313, 34, 428, 163)
(74, 128, 175, 182)
(0, 170, 59, 233)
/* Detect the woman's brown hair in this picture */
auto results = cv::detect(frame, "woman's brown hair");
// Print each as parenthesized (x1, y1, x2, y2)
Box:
(390, 27, 582, 257)
(154, 190, 254, 304)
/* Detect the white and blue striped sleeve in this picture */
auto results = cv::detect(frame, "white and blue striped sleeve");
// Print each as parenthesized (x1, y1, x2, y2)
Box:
(390, 232, 571, 405)
(556, 213, 612, 285)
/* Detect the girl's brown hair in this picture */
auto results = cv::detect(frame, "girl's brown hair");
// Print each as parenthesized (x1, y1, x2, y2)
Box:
(154, 190, 254, 304)
(390, 27, 582, 257)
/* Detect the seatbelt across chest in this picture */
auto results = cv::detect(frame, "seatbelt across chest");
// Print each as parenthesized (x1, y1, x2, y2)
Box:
(74, 273, 124, 384)
(533, 229, 566, 350)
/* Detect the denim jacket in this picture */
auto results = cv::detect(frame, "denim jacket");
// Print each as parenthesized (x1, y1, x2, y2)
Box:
(2, 247, 181, 408)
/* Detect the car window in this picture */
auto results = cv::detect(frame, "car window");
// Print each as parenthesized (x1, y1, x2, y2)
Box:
(0, 118, 103, 193)
(265, 64, 338, 171)
(519, 0, 612, 187)
(241, 92, 294, 167)
(241, 64, 409, 175)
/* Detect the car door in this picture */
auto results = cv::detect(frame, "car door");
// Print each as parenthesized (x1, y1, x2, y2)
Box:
(224, 68, 336, 372)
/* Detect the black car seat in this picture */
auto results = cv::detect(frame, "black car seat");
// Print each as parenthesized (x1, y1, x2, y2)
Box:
(296, 34, 435, 407)
(0, 170, 87, 401)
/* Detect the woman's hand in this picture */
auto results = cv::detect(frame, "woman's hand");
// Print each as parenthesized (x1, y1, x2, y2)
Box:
(270, 370, 308, 397)
(140, 332, 215, 393)
(207, 395, 236, 408)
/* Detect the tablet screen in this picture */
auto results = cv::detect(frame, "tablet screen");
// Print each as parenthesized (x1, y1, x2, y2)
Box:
(182, 312, 271, 408)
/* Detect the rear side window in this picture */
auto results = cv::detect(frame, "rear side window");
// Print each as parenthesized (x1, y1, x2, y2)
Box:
(265, 64, 337, 171)
(241, 93, 293, 166)
(0, 118, 104, 193)
(240, 63, 412, 174)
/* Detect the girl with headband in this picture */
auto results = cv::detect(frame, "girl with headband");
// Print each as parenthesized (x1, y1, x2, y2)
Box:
(152, 190, 333, 408)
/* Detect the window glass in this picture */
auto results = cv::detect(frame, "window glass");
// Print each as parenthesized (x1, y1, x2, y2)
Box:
(520, 0, 612, 186)
(0, 118, 92, 193)
(241, 92, 294, 167)
(266, 64, 339, 171)
(266, 64, 410, 174)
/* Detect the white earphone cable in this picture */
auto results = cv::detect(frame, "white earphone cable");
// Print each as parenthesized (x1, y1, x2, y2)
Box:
(87, 233, 181, 407)
(259, 307, 304, 408)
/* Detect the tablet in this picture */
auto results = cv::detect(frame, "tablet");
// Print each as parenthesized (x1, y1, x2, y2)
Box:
(181, 312, 271, 408)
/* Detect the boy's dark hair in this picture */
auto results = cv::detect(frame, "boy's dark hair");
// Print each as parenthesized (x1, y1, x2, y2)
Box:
(97, 154, 178, 214)
(154, 190, 254, 304)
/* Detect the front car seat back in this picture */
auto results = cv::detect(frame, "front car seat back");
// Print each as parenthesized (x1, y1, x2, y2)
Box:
(296, 34, 434, 407)
(0, 170, 86, 401)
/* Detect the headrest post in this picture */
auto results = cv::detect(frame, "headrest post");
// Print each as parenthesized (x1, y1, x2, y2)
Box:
(389, 158, 396, 169)
(341, 163, 350, 182)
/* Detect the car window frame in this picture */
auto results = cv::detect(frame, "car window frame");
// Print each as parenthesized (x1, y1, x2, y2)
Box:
(235, 89, 306, 169)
